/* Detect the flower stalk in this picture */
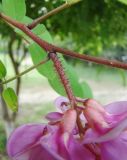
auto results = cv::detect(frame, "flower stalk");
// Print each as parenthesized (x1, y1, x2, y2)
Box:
(49, 52, 76, 109)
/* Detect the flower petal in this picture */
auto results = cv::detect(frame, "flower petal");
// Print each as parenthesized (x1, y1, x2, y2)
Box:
(68, 136, 95, 160)
(14, 144, 64, 160)
(101, 131, 127, 160)
(45, 112, 63, 122)
(105, 101, 127, 114)
(84, 99, 127, 135)
(54, 96, 69, 112)
(30, 144, 64, 160)
(84, 117, 127, 143)
(39, 127, 70, 160)
(7, 124, 46, 158)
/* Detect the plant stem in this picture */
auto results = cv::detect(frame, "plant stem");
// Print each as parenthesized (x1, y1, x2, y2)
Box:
(49, 52, 76, 108)
(0, 57, 49, 85)
(1, 13, 127, 70)
(28, 3, 70, 29)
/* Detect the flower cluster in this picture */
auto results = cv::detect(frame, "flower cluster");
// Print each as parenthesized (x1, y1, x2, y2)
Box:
(7, 97, 127, 160)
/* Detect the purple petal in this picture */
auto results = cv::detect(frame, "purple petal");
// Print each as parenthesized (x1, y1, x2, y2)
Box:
(105, 101, 127, 114)
(68, 136, 95, 160)
(7, 124, 46, 158)
(39, 127, 70, 160)
(84, 117, 127, 143)
(41, 144, 65, 160)
(101, 131, 127, 160)
(83, 129, 100, 144)
(84, 99, 127, 135)
(29, 145, 64, 160)
(8, 124, 64, 160)
(14, 144, 64, 160)
(45, 112, 63, 122)
(54, 96, 69, 112)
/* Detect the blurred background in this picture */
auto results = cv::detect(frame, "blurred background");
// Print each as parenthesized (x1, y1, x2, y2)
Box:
(0, 0, 127, 159)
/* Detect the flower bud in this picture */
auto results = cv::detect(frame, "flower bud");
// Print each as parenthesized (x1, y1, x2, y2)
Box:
(83, 99, 110, 133)
(61, 109, 77, 134)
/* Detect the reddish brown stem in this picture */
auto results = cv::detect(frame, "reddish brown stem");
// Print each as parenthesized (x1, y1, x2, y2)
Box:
(49, 52, 76, 108)
(1, 13, 127, 70)
(49, 52, 84, 134)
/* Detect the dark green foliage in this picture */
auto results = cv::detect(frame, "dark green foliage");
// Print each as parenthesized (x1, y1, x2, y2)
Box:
(0, 0, 127, 53)
(25, 0, 127, 54)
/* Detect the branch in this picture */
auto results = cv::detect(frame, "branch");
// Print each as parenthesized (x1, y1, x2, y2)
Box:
(49, 52, 76, 108)
(28, 1, 81, 29)
(0, 57, 49, 85)
(1, 13, 127, 70)
(28, 3, 70, 29)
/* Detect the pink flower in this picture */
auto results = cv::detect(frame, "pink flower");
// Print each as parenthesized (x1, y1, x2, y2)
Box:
(83, 99, 127, 160)
(7, 97, 127, 160)
(7, 108, 94, 160)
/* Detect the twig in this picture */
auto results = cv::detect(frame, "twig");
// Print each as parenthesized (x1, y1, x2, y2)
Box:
(28, 3, 70, 29)
(1, 13, 127, 70)
(0, 57, 49, 85)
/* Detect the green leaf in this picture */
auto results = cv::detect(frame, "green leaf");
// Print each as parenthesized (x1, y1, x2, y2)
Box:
(2, 88, 18, 112)
(21, 16, 33, 24)
(28, 26, 67, 95)
(0, 3, 3, 13)
(15, 19, 47, 43)
(80, 81, 93, 98)
(28, 23, 93, 98)
(32, 24, 47, 36)
(28, 24, 85, 97)
(117, 0, 127, 5)
(14, 16, 91, 98)
(2, 0, 26, 21)
(28, 26, 55, 78)
(0, 60, 7, 79)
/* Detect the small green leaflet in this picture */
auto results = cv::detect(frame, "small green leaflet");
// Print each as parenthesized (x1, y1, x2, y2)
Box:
(2, 0, 26, 21)
(2, 88, 18, 112)
(0, 60, 7, 79)
(117, 0, 127, 5)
